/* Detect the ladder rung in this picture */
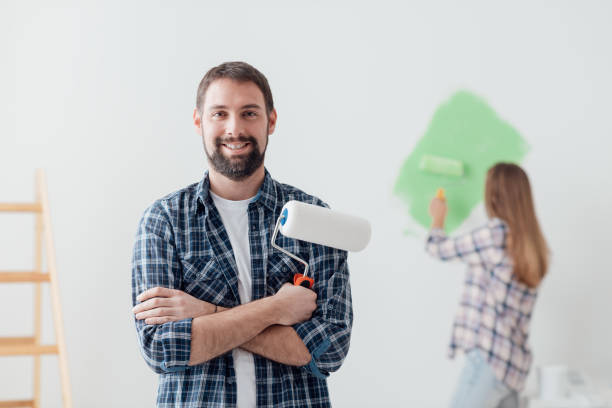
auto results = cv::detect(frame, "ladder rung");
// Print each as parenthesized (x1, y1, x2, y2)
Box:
(0, 400, 34, 407)
(0, 272, 50, 283)
(0, 344, 58, 356)
(0, 203, 42, 212)
(0, 337, 35, 346)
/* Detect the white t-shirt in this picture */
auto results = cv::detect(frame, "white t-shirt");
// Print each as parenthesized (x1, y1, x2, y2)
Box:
(210, 191, 256, 408)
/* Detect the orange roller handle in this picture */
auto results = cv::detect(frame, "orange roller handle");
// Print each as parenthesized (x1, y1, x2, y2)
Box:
(436, 188, 446, 200)
(293, 273, 314, 289)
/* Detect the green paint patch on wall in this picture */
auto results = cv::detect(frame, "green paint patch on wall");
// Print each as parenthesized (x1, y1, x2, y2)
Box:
(394, 91, 529, 233)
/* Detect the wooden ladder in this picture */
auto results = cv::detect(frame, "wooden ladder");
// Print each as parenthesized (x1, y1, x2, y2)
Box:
(0, 170, 72, 408)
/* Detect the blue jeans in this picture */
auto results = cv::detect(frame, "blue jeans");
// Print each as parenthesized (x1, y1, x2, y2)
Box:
(449, 349, 519, 408)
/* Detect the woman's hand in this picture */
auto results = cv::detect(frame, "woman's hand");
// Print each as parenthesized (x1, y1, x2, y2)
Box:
(429, 196, 448, 229)
(133, 287, 216, 325)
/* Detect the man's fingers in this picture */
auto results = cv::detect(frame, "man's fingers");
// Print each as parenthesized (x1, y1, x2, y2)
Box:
(136, 286, 175, 302)
(144, 316, 175, 325)
(135, 307, 174, 320)
(132, 297, 173, 314)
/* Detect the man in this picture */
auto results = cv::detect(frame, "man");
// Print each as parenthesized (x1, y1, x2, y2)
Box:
(131, 61, 353, 407)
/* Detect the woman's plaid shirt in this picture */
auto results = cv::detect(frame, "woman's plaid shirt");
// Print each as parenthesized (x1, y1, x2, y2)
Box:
(426, 218, 538, 391)
(132, 170, 353, 407)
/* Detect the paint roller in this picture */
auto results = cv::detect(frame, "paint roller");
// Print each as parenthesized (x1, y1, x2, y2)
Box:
(419, 154, 464, 200)
(271, 200, 371, 289)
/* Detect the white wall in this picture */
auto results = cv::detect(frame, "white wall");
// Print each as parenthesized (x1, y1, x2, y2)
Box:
(1, 1, 611, 406)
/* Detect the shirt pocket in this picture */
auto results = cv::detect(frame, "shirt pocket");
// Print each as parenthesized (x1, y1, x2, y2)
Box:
(266, 253, 305, 295)
(182, 257, 230, 305)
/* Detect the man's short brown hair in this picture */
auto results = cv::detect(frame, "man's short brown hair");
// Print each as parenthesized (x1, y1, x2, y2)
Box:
(196, 61, 274, 115)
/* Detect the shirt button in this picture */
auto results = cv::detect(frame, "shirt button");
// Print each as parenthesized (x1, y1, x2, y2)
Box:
(227, 377, 235, 384)
(283, 267, 288, 272)
(251, 224, 257, 231)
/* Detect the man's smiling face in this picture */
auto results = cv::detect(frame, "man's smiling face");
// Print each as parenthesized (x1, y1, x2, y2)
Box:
(198, 78, 276, 181)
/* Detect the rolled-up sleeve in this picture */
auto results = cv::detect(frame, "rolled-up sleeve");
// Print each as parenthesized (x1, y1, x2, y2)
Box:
(293, 246, 352, 379)
(131, 202, 192, 374)
(425, 219, 507, 268)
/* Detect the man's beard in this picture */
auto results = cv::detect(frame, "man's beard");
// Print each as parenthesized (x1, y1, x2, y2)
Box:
(203, 133, 267, 181)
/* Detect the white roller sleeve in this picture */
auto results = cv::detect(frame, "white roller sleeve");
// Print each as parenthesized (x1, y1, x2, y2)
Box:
(279, 200, 371, 252)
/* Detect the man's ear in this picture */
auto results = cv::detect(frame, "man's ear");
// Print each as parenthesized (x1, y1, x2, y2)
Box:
(268, 109, 277, 134)
(193, 108, 202, 135)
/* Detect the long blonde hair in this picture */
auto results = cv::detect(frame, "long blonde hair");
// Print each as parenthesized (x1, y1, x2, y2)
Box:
(485, 163, 549, 288)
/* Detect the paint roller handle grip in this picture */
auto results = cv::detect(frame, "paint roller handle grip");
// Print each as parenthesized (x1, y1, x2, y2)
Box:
(293, 273, 314, 289)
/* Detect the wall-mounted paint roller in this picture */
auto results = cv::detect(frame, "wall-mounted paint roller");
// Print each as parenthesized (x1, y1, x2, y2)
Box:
(420, 154, 464, 201)
(419, 154, 464, 177)
(271, 200, 371, 289)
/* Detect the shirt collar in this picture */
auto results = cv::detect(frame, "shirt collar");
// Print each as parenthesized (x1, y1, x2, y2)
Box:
(196, 168, 277, 215)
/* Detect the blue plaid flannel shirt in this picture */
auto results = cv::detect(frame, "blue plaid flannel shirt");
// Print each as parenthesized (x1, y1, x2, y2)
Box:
(131, 169, 353, 407)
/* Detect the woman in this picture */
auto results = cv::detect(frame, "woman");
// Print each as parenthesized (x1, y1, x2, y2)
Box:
(426, 163, 549, 408)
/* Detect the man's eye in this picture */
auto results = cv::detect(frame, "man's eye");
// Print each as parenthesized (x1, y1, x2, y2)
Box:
(243, 111, 257, 117)
(212, 112, 226, 118)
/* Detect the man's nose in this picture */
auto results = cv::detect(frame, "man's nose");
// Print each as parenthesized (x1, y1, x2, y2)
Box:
(225, 114, 244, 137)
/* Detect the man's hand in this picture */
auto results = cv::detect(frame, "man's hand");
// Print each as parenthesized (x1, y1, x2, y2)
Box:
(272, 283, 317, 326)
(133, 287, 215, 324)
(134, 282, 317, 327)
